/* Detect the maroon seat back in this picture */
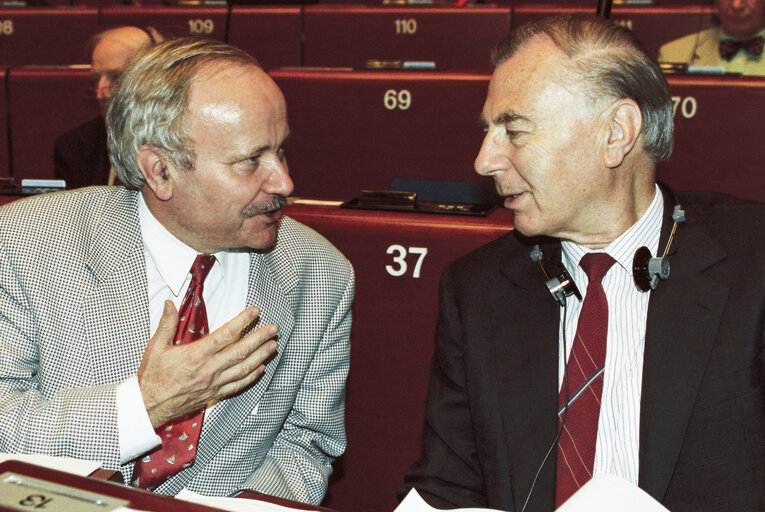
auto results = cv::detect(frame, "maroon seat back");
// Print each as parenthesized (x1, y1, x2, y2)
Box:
(269, 69, 492, 201)
(303, 5, 511, 71)
(659, 75, 765, 202)
(227, 7, 303, 70)
(0, 67, 9, 179)
(512, 5, 716, 58)
(7, 66, 98, 182)
(100, 6, 228, 41)
(0, 7, 98, 65)
(285, 202, 515, 512)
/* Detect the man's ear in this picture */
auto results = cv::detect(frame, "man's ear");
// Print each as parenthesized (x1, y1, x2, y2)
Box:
(137, 145, 173, 201)
(603, 99, 642, 169)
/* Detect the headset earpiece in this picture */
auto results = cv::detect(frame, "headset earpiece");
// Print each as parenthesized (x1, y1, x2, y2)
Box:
(545, 266, 582, 306)
(632, 246, 670, 292)
(633, 203, 685, 292)
(531, 245, 582, 307)
(533, 203, 685, 298)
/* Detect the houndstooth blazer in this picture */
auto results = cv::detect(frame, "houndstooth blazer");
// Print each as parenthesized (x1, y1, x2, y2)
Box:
(0, 187, 354, 504)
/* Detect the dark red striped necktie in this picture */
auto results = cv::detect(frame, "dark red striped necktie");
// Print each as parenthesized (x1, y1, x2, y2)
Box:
(555, 252, 615, 507)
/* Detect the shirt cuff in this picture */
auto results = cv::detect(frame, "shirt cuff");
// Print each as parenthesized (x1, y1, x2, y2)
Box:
(116, 376, 161, 464)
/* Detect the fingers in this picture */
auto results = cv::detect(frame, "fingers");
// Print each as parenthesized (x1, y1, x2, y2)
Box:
(138, 300, 178, 371)
(139, 306, 279, 426)
(154, 300, 179, 347)
(217, 332, 279, 389)
(205, 306, 262, 353)
(180, 313, 279, 400)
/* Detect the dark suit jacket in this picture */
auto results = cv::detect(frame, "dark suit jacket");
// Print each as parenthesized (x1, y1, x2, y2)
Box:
(53, 116, 111, 189)
(401, 189, 765, 511)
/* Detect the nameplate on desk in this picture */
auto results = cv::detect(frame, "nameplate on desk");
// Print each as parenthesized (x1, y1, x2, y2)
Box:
(0, 472, 129, 512)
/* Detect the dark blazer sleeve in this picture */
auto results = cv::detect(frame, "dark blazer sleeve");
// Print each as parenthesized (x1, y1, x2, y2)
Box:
(53, 117, 110, 189)
(399, 264, 491, 509)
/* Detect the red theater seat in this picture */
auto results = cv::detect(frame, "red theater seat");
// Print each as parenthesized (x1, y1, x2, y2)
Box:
(493, 0, 591, 5)
(7, 66, 98, 182)
(659, 75, 765, 203)
(100, 6, 228, 41)
(0, 67, 8, 179)
(512, 5, 717, 58)
(227, 7, 302, 70)
(285, 201, 515, 512)
(269, 69, 492, 200)
(97, 0, 165, 5)
(0, 7, 98, 65)
(302, 5, 511, 70)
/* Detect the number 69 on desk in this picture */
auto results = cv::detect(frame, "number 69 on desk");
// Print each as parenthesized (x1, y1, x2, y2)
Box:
(386, 245, 428, 278)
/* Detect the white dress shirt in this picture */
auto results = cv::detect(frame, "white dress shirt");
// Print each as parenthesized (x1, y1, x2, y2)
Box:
(559, 185, 664, 484)
(116, 193, 250, 464)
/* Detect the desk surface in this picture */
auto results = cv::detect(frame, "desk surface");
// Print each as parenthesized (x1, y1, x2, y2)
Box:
(0, 460, 219, 512)
(0, 460, 338, 512)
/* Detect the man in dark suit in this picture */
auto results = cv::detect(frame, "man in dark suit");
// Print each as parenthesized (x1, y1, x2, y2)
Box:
(54, 26, 161, 189)
(400, 14, 764, 511)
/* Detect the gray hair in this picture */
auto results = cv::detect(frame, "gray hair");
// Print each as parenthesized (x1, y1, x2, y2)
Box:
(491, 14, 673, 162)
(106, 37, 259, 189)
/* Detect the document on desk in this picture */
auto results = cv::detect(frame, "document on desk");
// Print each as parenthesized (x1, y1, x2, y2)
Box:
(176, 489, 322, 512)
(0, 453, 101, 476)
(397, 474, 670, 512)
(556, 473, 669, 512)
(395, 489, 496, 512)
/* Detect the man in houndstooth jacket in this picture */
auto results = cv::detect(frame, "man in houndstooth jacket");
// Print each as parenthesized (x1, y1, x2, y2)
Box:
(0, 38, 354, 504)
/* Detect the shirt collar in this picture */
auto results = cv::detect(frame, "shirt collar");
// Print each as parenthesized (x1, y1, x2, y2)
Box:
(721, 28, 765, 42)
(138, 193, 230, 296)
(562, 184, 663, 275)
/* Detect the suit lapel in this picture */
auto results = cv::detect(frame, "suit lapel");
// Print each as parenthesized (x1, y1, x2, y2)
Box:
(694, 27, 724, 67)
(491, 236, 561, 511)
(82, 190, 151, 385)
(201, 245, 297, 451)
(638, 202, 728, 501)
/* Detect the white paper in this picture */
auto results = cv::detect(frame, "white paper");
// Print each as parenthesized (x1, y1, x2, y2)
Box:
(556, 473, 670, 512)
(395, 489, 497, 512)
(175, 489, 321, 512)
(0, 453, 101, 476)
(396, 475, 669, 512)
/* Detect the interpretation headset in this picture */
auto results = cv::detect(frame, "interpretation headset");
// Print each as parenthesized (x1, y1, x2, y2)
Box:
(531, 203, 686, 304)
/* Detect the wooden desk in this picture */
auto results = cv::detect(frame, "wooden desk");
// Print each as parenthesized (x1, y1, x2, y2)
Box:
(0, 460, 221, 512)
(0, 460, 338, 512)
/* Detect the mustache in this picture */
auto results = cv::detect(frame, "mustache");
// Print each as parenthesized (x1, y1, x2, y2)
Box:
(242, 195, 288, 218)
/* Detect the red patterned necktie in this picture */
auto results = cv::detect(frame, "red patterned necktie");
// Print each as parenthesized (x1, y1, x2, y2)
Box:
(719, 36, 764, 61)
(555, 253, 615, 507)
(133, 254, 216, 490)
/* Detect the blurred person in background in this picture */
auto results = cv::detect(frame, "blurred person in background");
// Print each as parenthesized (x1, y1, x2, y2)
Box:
(658, 0, 765, 75)
(54, 26, 163, 188)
